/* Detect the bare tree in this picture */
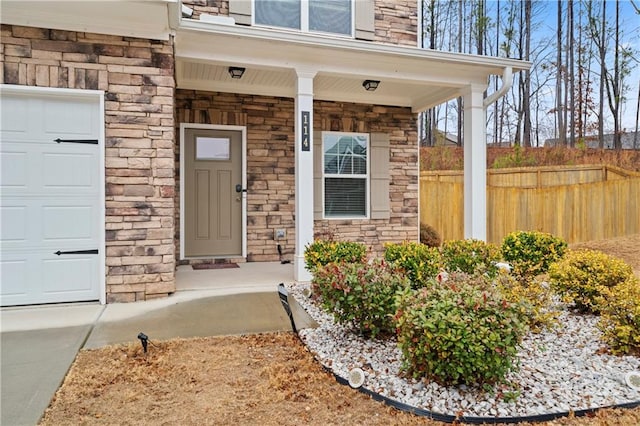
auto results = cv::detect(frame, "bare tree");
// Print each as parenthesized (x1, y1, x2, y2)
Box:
(586, 0, 606, 147)
(568, 0, 576, 147)
(556, 1, 566, 145)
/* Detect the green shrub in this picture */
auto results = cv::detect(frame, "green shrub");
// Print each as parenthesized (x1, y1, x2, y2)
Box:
(501, 231, 567, 280)
(384, 241, 441, 288)
(495, 273, 559, 333)
(491, 145, 536, 169)
(304, 240, 367, 273)
(440, 239, 501, 277)
(596, 276, 640, 356)
(420, 223, 442, 247)
(549, 249, 635, 313)
(395, 273, 526, 386)
(311, 259, 410, 338)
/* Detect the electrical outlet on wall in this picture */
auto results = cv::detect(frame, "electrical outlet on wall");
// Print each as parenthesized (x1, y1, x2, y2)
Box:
(274, 229, 286, 240)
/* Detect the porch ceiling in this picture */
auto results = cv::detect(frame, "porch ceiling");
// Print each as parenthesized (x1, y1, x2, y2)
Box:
(175, 20, 531, 113)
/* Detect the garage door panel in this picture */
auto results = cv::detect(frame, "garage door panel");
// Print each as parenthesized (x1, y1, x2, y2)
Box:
(42, 256, 97, 296)
(43, 205, 95, 241)
(0, 95, 30, 134)
(43, 98, 97, 138)
(0, 151, 28, 187)
(2, 200, 98, 250)
(0, 258, 29, 297)
(0, 206, 27, 242)
(43, 152, 96, 188)
(1, 252, 98, 306)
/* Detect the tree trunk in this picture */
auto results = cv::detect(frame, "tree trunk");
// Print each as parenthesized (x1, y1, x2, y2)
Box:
(635, 81, 640, 149)
(522, 0, 532, 147)
(556, 1, 566, 145)
(599, 1, 606, 148)
(568, 0, 576, 147)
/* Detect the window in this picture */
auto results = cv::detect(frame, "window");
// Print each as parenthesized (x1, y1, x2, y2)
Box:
(254, 0, 352, 36)
(195, 137, 230, 160)
(322, 132, 368, 218)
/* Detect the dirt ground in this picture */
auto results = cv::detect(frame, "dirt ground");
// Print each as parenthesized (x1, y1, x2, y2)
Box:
(570, 233, 640, 278)
(40, 235, 640, 426)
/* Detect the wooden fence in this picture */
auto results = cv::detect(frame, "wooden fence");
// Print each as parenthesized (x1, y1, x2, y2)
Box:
(420, 165, 640, 244)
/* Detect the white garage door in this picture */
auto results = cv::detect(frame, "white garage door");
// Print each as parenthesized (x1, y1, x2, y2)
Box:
(0, 86, 104, 306)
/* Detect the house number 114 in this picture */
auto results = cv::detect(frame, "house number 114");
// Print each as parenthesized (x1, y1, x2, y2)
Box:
(301, 111, 310, 152)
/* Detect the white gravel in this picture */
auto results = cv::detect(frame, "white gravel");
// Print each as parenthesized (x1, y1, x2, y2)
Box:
(286, 282, 640, 419)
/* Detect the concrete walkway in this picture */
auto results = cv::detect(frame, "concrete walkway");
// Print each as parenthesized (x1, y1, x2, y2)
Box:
(1, 262, 314, 426)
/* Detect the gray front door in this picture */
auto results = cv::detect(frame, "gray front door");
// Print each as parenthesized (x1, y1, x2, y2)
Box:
(184, 128, 242, 257)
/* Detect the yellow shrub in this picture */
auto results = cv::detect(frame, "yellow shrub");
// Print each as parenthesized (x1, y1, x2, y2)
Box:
(495, 272, 559, 333)
(596, 276, 640, 355)
(548, 249, 634, 313)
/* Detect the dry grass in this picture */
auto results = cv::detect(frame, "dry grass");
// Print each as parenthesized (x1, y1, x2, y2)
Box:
(421, 146, 640, 172)
(40, 333, 640, 426)
(40, 235, 640, 426)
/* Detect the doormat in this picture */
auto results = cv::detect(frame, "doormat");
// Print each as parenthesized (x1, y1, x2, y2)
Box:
(191, 263, 239, 270)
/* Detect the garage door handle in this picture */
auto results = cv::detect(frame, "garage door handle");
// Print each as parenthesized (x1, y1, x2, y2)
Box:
(54, 138, 99, 145)
(54, 249, 99, 256)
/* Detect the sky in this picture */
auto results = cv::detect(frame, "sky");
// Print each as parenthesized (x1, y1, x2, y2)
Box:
(424, 0, 640, 141)
(532, 0, 640, 134)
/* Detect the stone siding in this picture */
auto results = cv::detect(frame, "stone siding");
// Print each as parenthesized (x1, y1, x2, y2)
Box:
(374, 0, 418, 47)
(182, 0, 418, 46)
(1, 24, 176, 303)
(175, 90, 418, 262)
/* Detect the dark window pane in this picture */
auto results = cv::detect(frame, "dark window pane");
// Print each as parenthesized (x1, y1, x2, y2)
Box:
(255, 0, 300, 29)
(309, 0, 351, 35)
(324, 153, 338, 174)
(353, 156, 366, 174)
(324, 177, 366, 217)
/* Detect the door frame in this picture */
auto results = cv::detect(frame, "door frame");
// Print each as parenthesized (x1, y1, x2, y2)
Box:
(0, 84, 106, 304)
(179, 123, 247, 260)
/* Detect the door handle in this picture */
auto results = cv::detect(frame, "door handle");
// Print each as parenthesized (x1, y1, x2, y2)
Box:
(235, 184, 247, 193)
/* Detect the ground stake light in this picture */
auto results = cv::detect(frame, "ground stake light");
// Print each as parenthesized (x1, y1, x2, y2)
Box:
(137, 332, 149, 353)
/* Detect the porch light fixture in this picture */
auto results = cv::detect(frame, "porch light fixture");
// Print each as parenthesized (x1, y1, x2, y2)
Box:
(362, 79, 380, 91)
(228, 67, 246, 79)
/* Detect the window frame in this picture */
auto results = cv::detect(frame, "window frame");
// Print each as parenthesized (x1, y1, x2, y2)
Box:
(252, 0, 355, 38)
(321, 131, 370, 219)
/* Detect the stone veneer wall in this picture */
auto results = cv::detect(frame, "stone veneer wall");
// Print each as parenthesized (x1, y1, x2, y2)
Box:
(374, 0, 419, 47)
(175, 90, 418, 262)
(1, 25, 176, 303)
(182, 0, 418, 47)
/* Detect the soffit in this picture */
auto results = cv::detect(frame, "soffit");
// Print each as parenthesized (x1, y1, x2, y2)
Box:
(0, 0, 176, 41)
(175, 20, 531, 112)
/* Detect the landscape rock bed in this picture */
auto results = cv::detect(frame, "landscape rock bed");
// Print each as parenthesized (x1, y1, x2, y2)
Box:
(287, 282, 640, 419)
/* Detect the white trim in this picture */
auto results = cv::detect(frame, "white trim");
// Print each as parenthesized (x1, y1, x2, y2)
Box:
(179, 123, 247, 260)
(1, 0, 175, 41)
(0, 84, 106, 305)
(178, 19, 531, 71)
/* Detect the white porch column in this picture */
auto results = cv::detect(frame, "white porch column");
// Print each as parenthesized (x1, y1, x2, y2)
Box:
(294, 70, 316, 281)
(462, 84, 487, 241)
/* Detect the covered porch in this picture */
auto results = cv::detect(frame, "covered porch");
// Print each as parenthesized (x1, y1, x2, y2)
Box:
(173, 17, 530, 281)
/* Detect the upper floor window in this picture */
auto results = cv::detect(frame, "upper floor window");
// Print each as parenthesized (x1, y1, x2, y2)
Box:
(255, 0, 352, 36)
